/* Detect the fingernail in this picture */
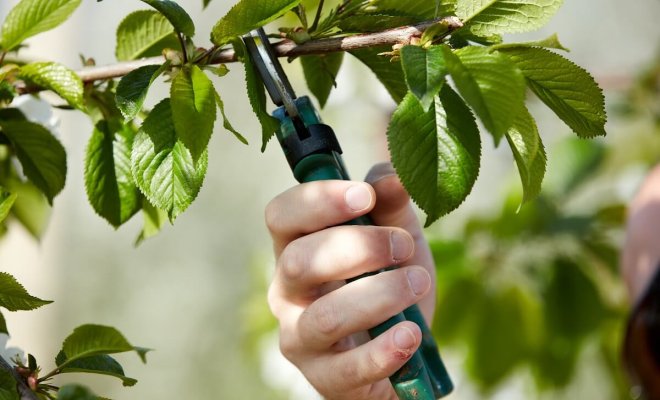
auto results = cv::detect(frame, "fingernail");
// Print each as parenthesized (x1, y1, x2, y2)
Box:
(390, 231, 413, 262)
(345, 184, 372, 212)
(406, 267, 430, 296)
(393, 326, 416, 350)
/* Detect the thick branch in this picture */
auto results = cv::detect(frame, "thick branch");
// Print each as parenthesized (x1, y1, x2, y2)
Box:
(0, 356, 38, 400)
(76, 17, 462, 83)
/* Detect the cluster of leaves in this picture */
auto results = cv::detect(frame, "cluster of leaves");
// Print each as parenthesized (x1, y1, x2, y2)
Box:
(1, 0, 607, 243)
(430, 138, 628, 396)
(0, 273, 147, 400)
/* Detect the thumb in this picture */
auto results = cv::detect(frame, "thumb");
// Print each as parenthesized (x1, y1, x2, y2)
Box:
(365, 163, 420, 235)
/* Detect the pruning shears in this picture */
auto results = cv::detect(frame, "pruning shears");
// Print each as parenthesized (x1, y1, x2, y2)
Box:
(242, 28, 453, 400)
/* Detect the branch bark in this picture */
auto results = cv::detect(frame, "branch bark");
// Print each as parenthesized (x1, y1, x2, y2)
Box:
(0, 356, 38, 400)
(76, 17, 462, 83)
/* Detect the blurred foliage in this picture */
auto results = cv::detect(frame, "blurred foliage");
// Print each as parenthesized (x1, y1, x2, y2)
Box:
(430, 53, 660, 398)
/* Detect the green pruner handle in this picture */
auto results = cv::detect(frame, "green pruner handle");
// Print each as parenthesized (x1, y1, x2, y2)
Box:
(272, 97, 453, 400)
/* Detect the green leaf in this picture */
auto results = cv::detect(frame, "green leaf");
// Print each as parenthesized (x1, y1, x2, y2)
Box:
(350, 46, 407, 104)
(3, 179, 51, 239)
(57, 384, 96, 400)
(203, 0, 212, 9)
(0, 0, 82, 51)
(388, 86, 481, 226)
(211, 0, 301, 46)
(115, 10, 179, 62)
(139, 0, 195, 37)
(116, 62, 169, 120)
(84, 121, 141, 228)
(499, 47, 606, 138)
(368, 0, 456, 18)
(58, 324, 147, 368)
(468, 286, 538, 388)
(457, 0, 564, 36)
(0, 120, 67, 203)
(490, 33, 569, 52)
(337, 15, 416, 33)
(19, 62, 84, 110)
(0, 368, 19, 400)
(400, 45, 447, 111)
(170, 65, 217, 164)
(505, 107, 547, 205)
(135, 197, 167, 245)
(55, 352, 138, 387)
(300, 53, 344, 108)
(131, 98, 207, 220)
(214, 89, 248, 144)
(0, 188, 17, 224)
(0, 311, 7, 335)
(236, 40, 280, 151)
(0, 272, 52, 311)
(442, 45, 526, 142)
(542, 258, 605, 340)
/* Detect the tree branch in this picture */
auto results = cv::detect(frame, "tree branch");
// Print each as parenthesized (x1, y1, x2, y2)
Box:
(0, 356, 39, 400)
(75, 17, 462, 83)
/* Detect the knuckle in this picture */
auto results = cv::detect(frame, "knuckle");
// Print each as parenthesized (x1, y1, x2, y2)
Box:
(277, 243, 307, 283)
(264, 198, 282, 234)
(278, 330, 299, 360)
(305, 301, 342, 336)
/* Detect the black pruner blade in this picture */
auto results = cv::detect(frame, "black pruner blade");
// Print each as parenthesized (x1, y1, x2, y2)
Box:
(242, 28, 299, 118)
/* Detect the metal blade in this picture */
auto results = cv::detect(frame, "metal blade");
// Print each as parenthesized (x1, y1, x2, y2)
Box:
(243, 28, 299, 118)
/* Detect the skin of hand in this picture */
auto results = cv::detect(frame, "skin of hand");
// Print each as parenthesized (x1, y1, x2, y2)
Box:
(622, 164, 660, 302)
(265, 162, 436, 400)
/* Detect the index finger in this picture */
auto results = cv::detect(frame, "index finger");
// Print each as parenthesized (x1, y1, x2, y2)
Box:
(265, 180, 376, 256)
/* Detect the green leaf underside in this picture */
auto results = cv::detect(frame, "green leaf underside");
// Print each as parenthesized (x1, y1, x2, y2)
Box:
(3, 179, 51, 240)
(0, 120, 67, 203)
(0, 272, 52, 311)
(139, 0, 195, 37)
(491, 33, 569, 52)
(116, 63, 168, 120)
(115, 10, 179, 61)
(338, 15, 416, 33)
(0, 0, 82, 51)
(0, 311, 8, 335)
(443, 45, 526, 143)
(350, 46, 407, 104)
(57, 384, 96, 400)
(238, 40, 280, 151)
(368, 0, 456, 18)
(214, 89, 248, 144)
(84, 121, 141, 228)
(457, 0, 564, 36)
(0, 189, 17, 224)
(56, 352, 137, 387)
(211, 0, 301, 46)
(388, 87, 481, 227)
(135, 197, 167, 245)
(0, 368, 19, 400)
(499, 47, 606, 138)
(170, 65, 217, 164)
(19, 62, 84, 110)
(59, 324, 147, 368)
(400, 45, 447, 111)
(131, 98, 207, 220)
(300, 53, 344, 108)
(505, 107, 547, 204)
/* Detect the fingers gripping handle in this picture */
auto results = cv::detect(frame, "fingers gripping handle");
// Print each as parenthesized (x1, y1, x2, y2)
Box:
(272, 96, 453, 399)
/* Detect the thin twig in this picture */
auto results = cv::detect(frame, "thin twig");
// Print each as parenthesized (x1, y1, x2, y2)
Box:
(0, 356, 39, 400)
(75, 17, 463, 83)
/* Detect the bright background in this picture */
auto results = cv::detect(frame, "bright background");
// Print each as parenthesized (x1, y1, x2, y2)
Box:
(0, 0, 658, 399)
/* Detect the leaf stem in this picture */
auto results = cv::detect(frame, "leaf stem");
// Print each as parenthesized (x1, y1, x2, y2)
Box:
(309, 0, 325, 33)
(0, 51, 7, 65)
(177, 33, 188, 64)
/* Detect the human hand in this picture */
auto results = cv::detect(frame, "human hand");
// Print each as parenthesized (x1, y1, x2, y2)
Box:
(265, 163, 436, 400)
